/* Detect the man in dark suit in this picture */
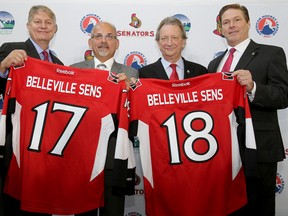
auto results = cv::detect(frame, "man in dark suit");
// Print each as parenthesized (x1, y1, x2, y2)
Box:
(0, 5, 63, 216)
(208, 4, 288, 216)
(139, 16, 207, 79)
(71, 21, 138, 216)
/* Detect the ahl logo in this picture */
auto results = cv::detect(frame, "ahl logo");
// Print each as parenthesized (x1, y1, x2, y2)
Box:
(129, 13, 141, 28)
(0, 11, 15, 35)
(125, 212, 142, 216)
(173, 14, 191, 32)
(124, 51, 147, 70)
(80, 14, 101, 35)
(256, 15, 279, 37)
(275, 173, 285, 196)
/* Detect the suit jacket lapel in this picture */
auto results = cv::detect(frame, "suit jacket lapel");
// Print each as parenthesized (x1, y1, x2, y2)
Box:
(183, 58, 190, 78)
(155, 59, 169, 80)
(86, 59, 95, 68)
(25, 38, 63, 65)
(235, 40, 259, 70)
(111, 61, 121, 74)
(210, 51, 227, 72)
(25, 39, 41, 59)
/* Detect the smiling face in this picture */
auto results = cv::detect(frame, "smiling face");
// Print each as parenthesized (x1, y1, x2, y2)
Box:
(157, 24, 186, 63)
(26, 10, 57, 49)
(220, 8, 250, 47)
(88, 22, 119, 62)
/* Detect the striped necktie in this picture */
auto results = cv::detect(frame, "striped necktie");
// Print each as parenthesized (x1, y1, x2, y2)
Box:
(97, 63, 108, 70)
(42, 50, 49, 62)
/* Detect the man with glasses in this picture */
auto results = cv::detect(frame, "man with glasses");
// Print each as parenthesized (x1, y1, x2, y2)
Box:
(71, 21, 138, 216)
(71, 21, 138, 79)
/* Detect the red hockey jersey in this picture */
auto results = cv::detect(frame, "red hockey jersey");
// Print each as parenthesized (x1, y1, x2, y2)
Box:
(129, 73, 257, 216)
(0, 57, 132, 214)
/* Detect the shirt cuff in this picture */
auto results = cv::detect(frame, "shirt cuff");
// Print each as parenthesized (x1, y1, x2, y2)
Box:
(0, 69, 9, 78)
(247, 81, 256, 101)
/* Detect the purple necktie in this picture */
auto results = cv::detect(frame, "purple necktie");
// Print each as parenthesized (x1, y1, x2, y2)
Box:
(42, 50, 49, 62)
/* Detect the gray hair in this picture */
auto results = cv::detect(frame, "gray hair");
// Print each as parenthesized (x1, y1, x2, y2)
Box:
(155, 16, 187, 41)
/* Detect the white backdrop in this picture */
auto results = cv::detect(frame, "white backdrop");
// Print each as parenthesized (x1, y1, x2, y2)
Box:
(0, 0, 287, 215)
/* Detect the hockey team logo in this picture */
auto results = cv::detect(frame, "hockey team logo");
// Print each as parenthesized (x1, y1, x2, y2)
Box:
(129, 13, 142, 28)
(0, 11, 15, 35)
(125, 212, 142, 216)
(130, 78, 142, 91)
(256, 15, 279, 37)
(107, 71, 118, 84)
(222, 72, 234, 80)
(84, 49, 93, 61)
(117, 14, 154, 37)
(80, 14, 102, 35)
(173, 14, 191, 32)
(124, 51, 147, 70)
(275, 173, 285, 196)
(135, 173, 141, 186)
(213, 15, 224, 37)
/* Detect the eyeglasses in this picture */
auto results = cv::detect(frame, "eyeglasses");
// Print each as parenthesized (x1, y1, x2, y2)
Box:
(91, 33, 117, 41)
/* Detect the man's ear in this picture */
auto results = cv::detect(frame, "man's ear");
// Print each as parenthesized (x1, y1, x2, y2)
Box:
(55, 24, 58, 33)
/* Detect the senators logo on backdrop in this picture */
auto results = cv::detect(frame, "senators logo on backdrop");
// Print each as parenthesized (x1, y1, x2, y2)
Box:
(84, 50, 93, 61)
(124, 51, 147, 70)
(117, 13, 154, 37)
(0, 11, 15, 35)
(129, 13, 142, 28)
(80, 14, 102, 36)
(213, 15, 224, 37)
(256, 15, 279, 37)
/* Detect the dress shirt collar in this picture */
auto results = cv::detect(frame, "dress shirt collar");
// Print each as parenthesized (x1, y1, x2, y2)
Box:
(218, 38, 251, 72)
(93, 57, 114, 71)
(161, 57, 185, 80)
(227, 38, 250, 54)
(30, 38, 51, 57)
